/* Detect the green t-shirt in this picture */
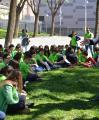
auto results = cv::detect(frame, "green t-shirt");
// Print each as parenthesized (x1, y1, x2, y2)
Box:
(0, 84, 19, 112)
(0, 74, 6, 81)
(49, 53, 59, 63)
(71, 36, 77, 46)
(84, 32, 93, 39)
(77, 52, 87, 63)
(35, 53, 48, 65)
(0, 62, 6, 69)
(93, 53, 99, 59)
(19, 61, 30, 80)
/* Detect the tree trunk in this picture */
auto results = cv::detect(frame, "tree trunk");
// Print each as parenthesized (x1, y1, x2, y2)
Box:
(94, 0, 99, 38)
(13, 13, 20, 38)
(50, 15, 55, 36)
(5, 0, 17, 47)
(33, 14, 39, 37)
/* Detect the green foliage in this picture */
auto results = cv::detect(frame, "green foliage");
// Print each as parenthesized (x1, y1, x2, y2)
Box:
(7, 67, 99, 120)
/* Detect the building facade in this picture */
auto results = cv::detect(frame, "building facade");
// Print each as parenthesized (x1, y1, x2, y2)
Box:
(0, 0, 35, 31)
(39, 0, 96, 35)
(0, 0, 97, 35)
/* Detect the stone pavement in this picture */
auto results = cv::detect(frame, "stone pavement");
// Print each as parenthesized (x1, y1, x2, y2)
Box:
(1, 36, 92, 56)
(0, 36, 83, 49)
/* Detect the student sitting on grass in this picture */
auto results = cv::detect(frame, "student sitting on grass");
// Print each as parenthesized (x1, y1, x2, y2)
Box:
(9, 52, 22, 70)
(0, 53, 11, 70)
(49, 46, 71, 68)
(11, 44, 23, 58)
(29, 47, 45, 72)
(44, 45, 50, 58)
(66, 47, 78, 65)
(93, 47, 99, 62)
(35, 48, 54, 71)
(0, 70, 19, 118)
(0, 67, 33, 113)
(77, 49, 96, 67)
(19, 51, 42, 83)
(8, 44, 15, 59)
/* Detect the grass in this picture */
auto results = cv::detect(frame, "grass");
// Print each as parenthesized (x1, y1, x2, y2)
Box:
(7, 67, 99, 120)
(0, 28, 49, 39)
(0, 29, 7, 39)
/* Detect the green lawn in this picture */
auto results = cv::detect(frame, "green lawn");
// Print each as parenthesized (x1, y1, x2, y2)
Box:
(0, 28, 49, 39)
(7, 67, 99, 120)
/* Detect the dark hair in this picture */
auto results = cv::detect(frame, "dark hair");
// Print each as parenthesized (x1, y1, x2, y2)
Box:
(0, 44, 3, 49)
(29, 46, 36, 55)
(83, 50, 88, 56)
(44, 45, 50, 57)
(15, 44, 21, 49)
(7, 70, 21, 82)
(24, 51, 32, 59)
(4, 48, 10, 54)
(9, 44, 14, 49)
(0, 52, 4, 58)
(3, 53, 10, 60)
(0, 66, 14, 76)
(13, 52, 22, 61)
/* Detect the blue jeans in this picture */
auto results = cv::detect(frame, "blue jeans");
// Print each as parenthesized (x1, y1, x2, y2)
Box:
(0, 111, 6, 120)
(85, 44, 93, 56)
(32, 66, 45, 72)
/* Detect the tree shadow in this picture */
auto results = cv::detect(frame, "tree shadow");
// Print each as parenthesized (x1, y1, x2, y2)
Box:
(31, 99, 92, 119)
(26, 68, 99, 119)
(30, 93, 63, 101)
(74, 117, 99, 120)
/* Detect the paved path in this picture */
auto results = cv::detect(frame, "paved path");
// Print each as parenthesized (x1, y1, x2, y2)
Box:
(1, 36, 92, 56)
(0, 36, 83, 48)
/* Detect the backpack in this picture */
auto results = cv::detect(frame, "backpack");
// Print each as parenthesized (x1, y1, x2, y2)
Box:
(22, 37, 29, 46)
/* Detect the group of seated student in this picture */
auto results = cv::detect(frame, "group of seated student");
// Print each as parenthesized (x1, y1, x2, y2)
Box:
(0, 42, 99, 119)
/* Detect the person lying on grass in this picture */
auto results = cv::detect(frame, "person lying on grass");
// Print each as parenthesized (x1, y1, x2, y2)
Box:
(77, 49, 96, 68)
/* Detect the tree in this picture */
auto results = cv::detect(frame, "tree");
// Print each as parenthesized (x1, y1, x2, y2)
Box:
(47, 0, 65, 36)
(13, 0, 27, 38)
(5, 0, 17, 47)
(27, 0, 41, 37)
(94, 0, 99, 38)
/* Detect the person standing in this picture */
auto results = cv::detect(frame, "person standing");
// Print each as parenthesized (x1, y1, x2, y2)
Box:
(84, 28, 94, 56)
(69, 31, 80, 53)
(21, 29, 29, 52)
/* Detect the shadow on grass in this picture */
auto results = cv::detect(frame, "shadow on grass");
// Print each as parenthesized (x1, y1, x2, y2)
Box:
(74, 117, 99, 120)
(27, 69, 99, 95)
(29, 93, 63, 101)
(26, 68, 99, 119)
(31, 99, 92, 119)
